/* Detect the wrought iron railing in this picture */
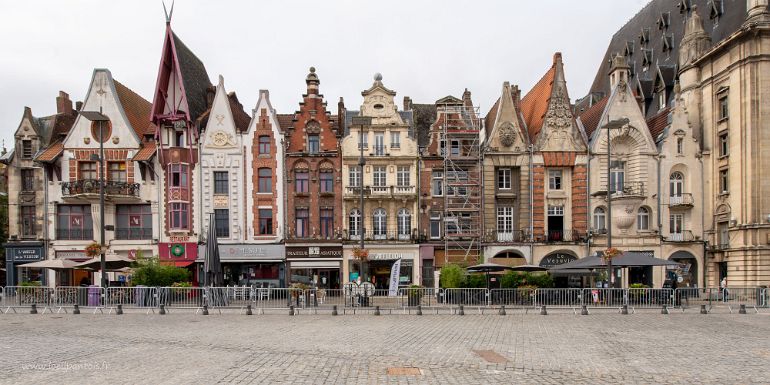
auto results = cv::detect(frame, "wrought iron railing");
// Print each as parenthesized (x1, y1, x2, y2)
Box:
(61, 179, 140, 198)
(668, 193, 694, 207)
(56, 228, 94, 240)
(115, 228, 153, 240)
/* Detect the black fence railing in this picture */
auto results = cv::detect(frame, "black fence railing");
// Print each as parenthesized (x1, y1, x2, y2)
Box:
(115, 228, 153, 240)
(62, 179, 140, 197)
(56, 228, 94, 240)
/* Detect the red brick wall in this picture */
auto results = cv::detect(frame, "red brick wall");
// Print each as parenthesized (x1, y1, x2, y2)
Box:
(251, 108, 279, 239)
(68, 149, 135, 183)
(531, 165, 545, 238)
(419, 158, 444, 239)
(571, 164, 588, 233)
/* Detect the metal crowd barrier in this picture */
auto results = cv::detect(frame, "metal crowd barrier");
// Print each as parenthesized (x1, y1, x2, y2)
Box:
(533, 288, 584, 308)
(2, 286, 54, 313)
(715, 287, 764, 312)
(106, 286, 158, 312)
(53, 286, 105, 313)
(157, 287, 207, 312)
(442, 288, 489, 306)
(490, 288, 535, 307)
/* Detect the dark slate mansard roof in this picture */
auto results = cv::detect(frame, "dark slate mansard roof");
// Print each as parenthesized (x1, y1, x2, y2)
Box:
(172, 32, 212, 123)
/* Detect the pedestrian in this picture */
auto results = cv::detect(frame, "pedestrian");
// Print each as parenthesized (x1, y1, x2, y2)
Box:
(720, 277, 728, 301)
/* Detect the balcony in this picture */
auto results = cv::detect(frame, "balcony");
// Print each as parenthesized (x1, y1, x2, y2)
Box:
(667, 230, 696, 242)
(284, 226, 341, 241)
(668, 193, 694, 208)
(592, 181, 646, 199)
(56, 228, 94, 241)
(534, 229, 585, 243)
(370, 145, 388, 156)
(62, 179, 140, 200)
(370, 186, 390, 195)
(393, 185, 415, 195)
(485, 230, 528, 243)
(345, 230, 415, 242)
(115, 228, 152, 240)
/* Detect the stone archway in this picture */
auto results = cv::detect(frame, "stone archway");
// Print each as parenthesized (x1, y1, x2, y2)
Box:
(669, 250, 698, 287)
(490, 250, 526, 267)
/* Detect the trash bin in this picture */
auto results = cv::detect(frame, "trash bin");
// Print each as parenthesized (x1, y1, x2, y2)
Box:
(87, 285, 101, 307)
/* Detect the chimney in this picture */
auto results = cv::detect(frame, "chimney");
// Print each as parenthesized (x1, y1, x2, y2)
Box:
(511, 85, 521, 104)
(75, 101, 83, 111)
(403, 96, 412, 111)
(462, 88, 472, 107)
(608, 54, 630, 89)
(56, 91, 72, 115)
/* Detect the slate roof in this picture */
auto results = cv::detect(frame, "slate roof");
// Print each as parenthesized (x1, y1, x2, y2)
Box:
(412, 103, 436, 148)
(197, 91, 251, 133)
(172, 32, 212, 122)
(520, 59, 557, 143)
(114, 79, 155, 137)
(583, 0, 750, 119)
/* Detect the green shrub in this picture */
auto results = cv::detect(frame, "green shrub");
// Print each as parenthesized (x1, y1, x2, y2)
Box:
(439, 264, 464, 288)
(527, 273, 554, 288)
(132, 256, 191, 287)
(629, 283, 649, 289)
(463, 274, 487, 288)
(499, 271, 553, 288)
(500, 272, 527, 288)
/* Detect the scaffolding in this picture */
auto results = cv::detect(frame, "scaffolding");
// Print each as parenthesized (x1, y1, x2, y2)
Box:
(440, 103, 483, 264)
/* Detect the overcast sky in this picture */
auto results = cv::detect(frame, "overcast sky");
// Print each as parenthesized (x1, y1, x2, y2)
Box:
(0, 0, 648, 151)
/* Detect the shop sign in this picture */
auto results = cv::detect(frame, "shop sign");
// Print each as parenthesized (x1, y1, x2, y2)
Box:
(9, 247, 44, 262)
(56, 250, 87, 260)
(539, 253, 577, 268)
(286, 246, 343, 259)
(169, 236, 190, 242)
(219, 244, 284, 260)
(369, 252, 414, 261)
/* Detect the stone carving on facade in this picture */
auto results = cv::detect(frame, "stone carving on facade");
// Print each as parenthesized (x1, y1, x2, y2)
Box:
(498, 122, 516, 147)
(208, 130, 236, 148)
(539, 87, 584, 151)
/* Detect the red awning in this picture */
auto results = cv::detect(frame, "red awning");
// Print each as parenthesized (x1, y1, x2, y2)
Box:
(160, 260, 195, 268)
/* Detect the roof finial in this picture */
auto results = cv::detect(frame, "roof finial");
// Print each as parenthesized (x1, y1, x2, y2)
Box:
(163, 0, 175, 24)
(374, 72, 383, 82)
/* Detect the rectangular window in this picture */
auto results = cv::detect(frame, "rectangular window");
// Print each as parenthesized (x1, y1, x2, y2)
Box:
(374, 132, 385, 155)
(548, 169, 562, 190)
(718, 96, 728, 120)
(21, 205, 36, 237)
(676, 137, 683, 155)
(79, 161, 97, 180)
(21, 169, 34, 191)
(295, 208, 309, 238)
(214, 209, 229, 238)
(432, 171, 443, 196)
(170, 203, 189, 230)
(258, 209, 273, 235)
(116, 204, 152, 240)
(358, 131, 368, 150)
(717, 221, 729, 248)
(719, 169, 729, 194)
(170, 164, 189, 188)
(497, 206, 513, 234)
(349, 166, 361, 187)
(547, 205, 564, 216)
(396, 166, 410, 187)
(258, 136, 271, 155)
(258, 168, 272, 193)
(390, 131, 400, 148)
(373, 166, 386, 187)
(174, 130, 185, 147)
(447, 171, 468, 196)
(308, 135, 320, 154)
(21, 140, 33, 159)
(109, 162, 127, 182)
(450, 140, 460, 156)
(320, 170, 334, 193)
(658, 90, 666, 110)
(320, 208, 334, 239)
(497, 168, 511, 190)
(56, 205, 93, 240)
(213, 171, 228, 194)
(295, 171, 309, 193)
(669, 213, 683, 234)
(610, 161, 625, 193)
(430, 212, 441, 239)
(719, 133, 729, 157)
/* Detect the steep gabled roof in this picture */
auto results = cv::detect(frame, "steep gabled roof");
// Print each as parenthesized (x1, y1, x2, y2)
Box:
(197, 90, 251, 133)
(520, 58, 557, 142)
(114, 79, 155, 137)
(276, 114, 295, 132)
(578, 95, 609, 139)
(171, 32, 212, 122)
(34, 141, 64, 163)
(646, 107, 671, 141)
(132, 142, 157, 161)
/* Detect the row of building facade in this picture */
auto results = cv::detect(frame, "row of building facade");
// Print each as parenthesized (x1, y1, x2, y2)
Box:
(3, 0, 769, 288)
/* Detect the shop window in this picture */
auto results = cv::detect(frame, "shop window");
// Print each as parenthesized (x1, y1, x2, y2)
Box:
(214, 209, 230, 238)
(258, 168, 272, 193)
(116, 204, 151, 240)
(258, 209, 273, 235)
(214, 171, 229, 194)
(57, 205, 93, 240)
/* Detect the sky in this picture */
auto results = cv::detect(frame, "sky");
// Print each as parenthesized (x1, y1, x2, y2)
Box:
(0, 0, 649, 151)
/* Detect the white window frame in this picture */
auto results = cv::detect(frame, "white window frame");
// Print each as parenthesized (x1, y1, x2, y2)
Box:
(637, 207, 650, 231)
(373, 166, 387, 187)
(497, 168, 511, 190)
(349, 166, 361, 187)
(397, 166, 410, 187)
(593, 207, 606, 231)
(390, 131, 400, 148)
(432, 171, 443, 196)
(548, 169, 562, 190)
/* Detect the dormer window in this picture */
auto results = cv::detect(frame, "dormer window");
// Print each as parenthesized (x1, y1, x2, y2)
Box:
(21, 140, 33, 159)
(657, 12, 670, 30)
(629, 62, 636, 78)
(624, 41, 634, 57)
(708, 0, 723, 20)
(678, 0, 692, 14)
(658, 89, 667, 110)
(639, 28, 650, 46)
(642, 49, 653, 67)
(661, 34, 673, 54)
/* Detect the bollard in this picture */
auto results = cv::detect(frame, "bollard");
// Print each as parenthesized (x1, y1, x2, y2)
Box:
(159, 304, 166, 315)
(739, 304, 747, 314)
(581, 305, 589, 315)
(332, 305, 338, 316)
(374, 306, 381, 316)
(540, 305, 547, 315)
(246, 304, 253, 316)
(30, 304, 38, 314)
(116, 304, 123, 315)
(202, 305, 209, 316)
(661, 305, 669, 315)
(416, 305, 422, 316)
(289, 305, 295, 316)
(458, 305, 464, 316)
(73, 304, 81, 315)
(621, 305, 628, 315)
(700, 304, 708, 314)
(498, 305, 506, 316)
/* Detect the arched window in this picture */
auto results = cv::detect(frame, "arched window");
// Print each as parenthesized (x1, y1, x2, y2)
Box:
(637, 207, 650, 230)
(593, 207, 606, 231)
(670, 172, 684, 197)
(397, 208, 411, 240)
(348, 209, 361, 239)
(373, 208, 387, 239)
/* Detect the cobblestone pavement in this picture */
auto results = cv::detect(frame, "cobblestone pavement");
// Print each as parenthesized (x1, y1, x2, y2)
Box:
(1, 310, 769, 384)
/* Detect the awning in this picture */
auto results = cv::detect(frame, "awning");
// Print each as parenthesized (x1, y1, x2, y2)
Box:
(290, 261, 341, 269)
(162, 260, 195, 268)
(196, 244, 285, 263)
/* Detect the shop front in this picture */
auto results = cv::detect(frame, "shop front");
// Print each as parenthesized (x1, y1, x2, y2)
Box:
(5, 242, 45, 286)
(197, 244, 285, 288)
(55, 250, 91, 286)
(343, 246, 420, 290)
(538, 251, 581, 288)
(286, 245, 343, 290)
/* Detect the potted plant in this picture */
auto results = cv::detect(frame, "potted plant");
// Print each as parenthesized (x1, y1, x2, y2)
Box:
(290, 283, 309, 306)
(407, 284, 422, 307)
(85, 242, 102, 258)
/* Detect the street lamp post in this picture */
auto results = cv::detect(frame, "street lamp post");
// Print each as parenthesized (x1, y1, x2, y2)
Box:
(351, 116, 371, 282)
(79, 110, 111, 290)
(602, 117, 629, 289)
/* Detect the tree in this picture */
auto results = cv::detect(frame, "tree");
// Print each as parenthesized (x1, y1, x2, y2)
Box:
(439, 264, 464, 288)
(132, 254, 191, 287)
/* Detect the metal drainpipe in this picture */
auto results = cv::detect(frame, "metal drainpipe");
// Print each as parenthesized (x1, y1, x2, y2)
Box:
(698, 153, 705, 287)
(43, 166, 49, 286)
